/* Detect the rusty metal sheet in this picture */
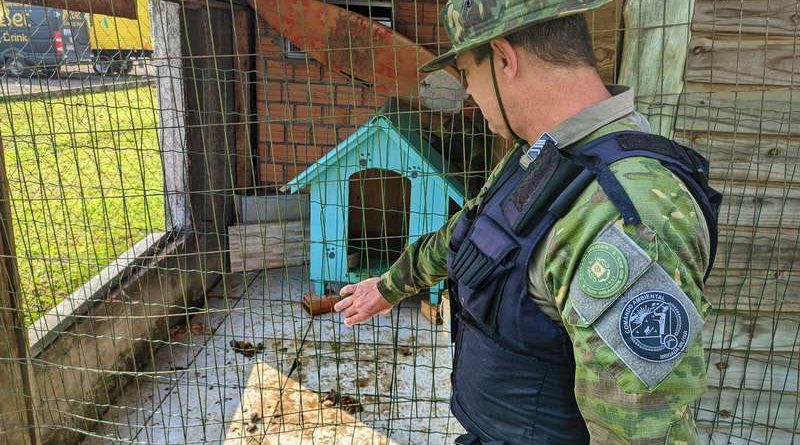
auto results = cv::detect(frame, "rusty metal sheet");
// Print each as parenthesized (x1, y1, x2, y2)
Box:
(249, 0, 465, 109)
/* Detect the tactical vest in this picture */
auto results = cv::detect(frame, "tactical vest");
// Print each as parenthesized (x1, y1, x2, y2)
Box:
(447, 131, 721, 445)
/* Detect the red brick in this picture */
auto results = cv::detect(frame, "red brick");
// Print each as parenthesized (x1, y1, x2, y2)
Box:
(350, 107, 378, 126)
(327, 110, 353, 126)
(359, 93, 386, 108)
(287, 83, 335, 105)
(337, 126, 357, 141)
(417, 25, 436, 45)
(396, 4, 418, 21)
(260, 162, 308, 184)
(296, 145, 327, 163)
(319, 68, 353, 85)
(393, 23, 414, 40)
(436, 23, 449, 40)
(336, 85, 364, 105)
(285, 124, 312, 144)
(264, 83, 284, 102)
(267, 103, 292, 121)
(270, 144, 325, 163)
(306, 126, 350, 146)
(291, 63, 324, 82)
(322, 70, 347, 85)
(264, 60, 291, 79)
(261, 162, 286, 183)
(254, 0, 460, 187)
(421, 4, 440, 24)
(268, 143, 290, 162)
(286, 163, 308, 179)
(310, 125, 339, 146)
(293, 104, 324, 121)
(260, 123, 286, 143)
(257, 144, 269, 164)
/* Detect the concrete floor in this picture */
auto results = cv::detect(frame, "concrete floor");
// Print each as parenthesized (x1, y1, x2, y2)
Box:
(81, 267, 464, 445)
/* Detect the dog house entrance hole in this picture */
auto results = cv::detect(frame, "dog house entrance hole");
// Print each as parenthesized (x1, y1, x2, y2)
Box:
(348, 169, 410, 277)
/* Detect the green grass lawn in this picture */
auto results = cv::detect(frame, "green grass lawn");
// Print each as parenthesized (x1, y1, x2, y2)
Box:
(1, 85, 165, 326)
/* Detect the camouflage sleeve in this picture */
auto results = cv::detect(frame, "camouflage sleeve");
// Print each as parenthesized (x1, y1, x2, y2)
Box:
(376, 205, 467, 305)
(542, 156, 712, 444)
(378, 141, 524, 305)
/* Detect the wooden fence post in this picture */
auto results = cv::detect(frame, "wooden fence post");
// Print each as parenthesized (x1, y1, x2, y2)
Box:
(0, 136, 40, 444)
(618, 0, 695, 138)
(182, 4, 237, 253)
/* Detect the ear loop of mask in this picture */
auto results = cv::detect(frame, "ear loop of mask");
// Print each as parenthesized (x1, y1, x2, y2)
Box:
(489, 46, 527, 146)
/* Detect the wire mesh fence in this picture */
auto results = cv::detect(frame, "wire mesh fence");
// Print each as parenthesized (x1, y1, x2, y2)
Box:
(0, 0, 797, 444)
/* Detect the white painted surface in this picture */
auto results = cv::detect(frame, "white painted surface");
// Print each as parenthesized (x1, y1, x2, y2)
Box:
(152, 0, 190, 230)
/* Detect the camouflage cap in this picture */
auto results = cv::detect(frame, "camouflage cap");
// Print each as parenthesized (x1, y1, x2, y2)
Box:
(420, 0, 611, 73)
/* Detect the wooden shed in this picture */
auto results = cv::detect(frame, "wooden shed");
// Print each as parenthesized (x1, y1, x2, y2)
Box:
(675, 2, 800, 442)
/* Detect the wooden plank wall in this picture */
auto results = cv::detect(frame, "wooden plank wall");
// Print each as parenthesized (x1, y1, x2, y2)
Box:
(672, 1, 800, 442)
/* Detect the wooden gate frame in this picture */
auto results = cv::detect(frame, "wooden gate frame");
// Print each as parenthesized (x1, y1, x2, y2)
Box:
(0, 137, 40, 445)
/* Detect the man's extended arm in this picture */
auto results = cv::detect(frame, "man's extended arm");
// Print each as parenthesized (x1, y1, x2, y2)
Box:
(378, 143, 523, 304)
(336, 203, 471, 325)
(335, 144, 521, 324)
(377, 206, 465, 304)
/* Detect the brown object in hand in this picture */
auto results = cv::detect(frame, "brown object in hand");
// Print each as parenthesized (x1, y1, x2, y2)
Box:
(302, 293, 343, 316)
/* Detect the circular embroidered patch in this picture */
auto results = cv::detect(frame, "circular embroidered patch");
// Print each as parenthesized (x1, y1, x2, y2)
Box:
(578, 242, 629, 298)
(619, 291, 691, 363)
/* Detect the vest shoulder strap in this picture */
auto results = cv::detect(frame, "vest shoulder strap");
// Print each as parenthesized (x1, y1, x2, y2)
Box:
(572, 131, 722, 280)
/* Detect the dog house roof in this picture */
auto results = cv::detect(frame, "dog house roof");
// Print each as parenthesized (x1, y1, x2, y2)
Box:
(284, 111, 466, 202)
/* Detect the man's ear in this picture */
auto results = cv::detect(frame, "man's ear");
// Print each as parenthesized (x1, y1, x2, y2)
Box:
(490, 38, 518, 79)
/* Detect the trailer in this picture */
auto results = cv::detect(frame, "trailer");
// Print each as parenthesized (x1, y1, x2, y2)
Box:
(0, 2, 90, 77)
(88, 0, 152, 75)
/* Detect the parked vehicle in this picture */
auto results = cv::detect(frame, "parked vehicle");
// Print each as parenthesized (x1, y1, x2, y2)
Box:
(0, 2, 90, 77)
(88, 0, 152, 75)
(0, 2, 68, 77)
(61, 9, 92, 64)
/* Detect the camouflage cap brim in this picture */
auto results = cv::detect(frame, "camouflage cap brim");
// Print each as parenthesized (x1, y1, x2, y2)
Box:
(420, 50, 458, 73)
(419, 36, 489, 73)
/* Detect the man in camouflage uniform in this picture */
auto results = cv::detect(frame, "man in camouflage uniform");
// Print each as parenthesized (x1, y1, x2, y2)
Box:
(334, 1, 719, 443)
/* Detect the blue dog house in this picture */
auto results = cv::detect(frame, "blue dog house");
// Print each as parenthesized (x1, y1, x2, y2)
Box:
(285, 112, 465, 302)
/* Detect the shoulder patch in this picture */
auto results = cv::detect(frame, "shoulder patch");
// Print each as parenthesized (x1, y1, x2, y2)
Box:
(578, 241, 629, 299)
(619, 291, 691, 362)
(569, 221, 704, 390)
(570, 222, 654, 326)
(591, 261, 703, 390)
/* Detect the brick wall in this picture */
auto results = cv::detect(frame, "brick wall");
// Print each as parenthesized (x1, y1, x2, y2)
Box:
(255, 0, 621, 187)
(255, 0, 449, 186)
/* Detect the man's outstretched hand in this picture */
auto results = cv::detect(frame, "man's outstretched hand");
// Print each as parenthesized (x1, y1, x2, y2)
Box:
(333, 277, 393, 326)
